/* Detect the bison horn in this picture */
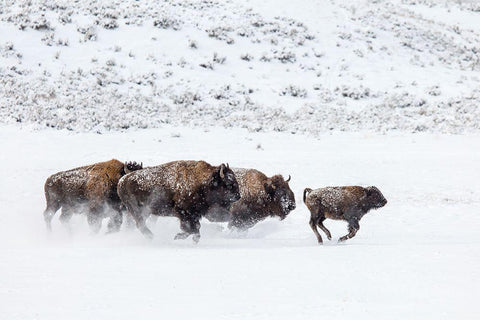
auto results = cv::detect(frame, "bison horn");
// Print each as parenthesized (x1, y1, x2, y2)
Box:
(220, 164, 225, 179)
(124, 162, 131, 174)
(286, 175, 291, 183)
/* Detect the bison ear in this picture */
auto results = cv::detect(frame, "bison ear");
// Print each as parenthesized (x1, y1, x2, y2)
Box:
(211, 166, 224, 187)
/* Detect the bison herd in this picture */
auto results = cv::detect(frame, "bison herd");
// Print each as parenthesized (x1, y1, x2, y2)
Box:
(43, 159, 387, 244)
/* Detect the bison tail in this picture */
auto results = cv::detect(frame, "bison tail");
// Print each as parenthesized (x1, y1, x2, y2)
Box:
(303, 188, 312, 203)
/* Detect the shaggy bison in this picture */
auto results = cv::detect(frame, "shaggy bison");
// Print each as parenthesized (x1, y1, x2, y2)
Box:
(43, 159, 143, 232)
(204, 168, 296, 229)
(117, 160, 240, 242)
(303, 186, 387, 243)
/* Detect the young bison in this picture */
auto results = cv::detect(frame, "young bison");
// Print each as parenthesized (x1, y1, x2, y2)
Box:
(204, 168, 296, 229)
(303, 186, 387, 243)
(43, 159, 143, 232)
(117, 160, 240, 243)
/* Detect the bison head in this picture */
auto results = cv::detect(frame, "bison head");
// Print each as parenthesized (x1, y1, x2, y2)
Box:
(264, 174, 296, 219)
(365, 186, 387, 210)
(206, 163, 240, 208)
(124, 161, 143, 175)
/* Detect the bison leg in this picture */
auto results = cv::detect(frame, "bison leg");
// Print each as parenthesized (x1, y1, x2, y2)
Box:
(87, 201, 106, 234)
(59, 205, 74, 232)
(43, 200, 61, 232)
(133, 213, 154, 239)
(309, 217, 323, 244)
(136, 219, 154, 239)
(228, 204, 255, 230)
(228, 217, 242, 230)
(317, 217, 332, 240)
(106, 203, 123, 234)
(106, 211, 122, 233)
(175, 210, 201, 243)
(339, 219, 360, 242)
(87, 212, 102, 234)
(125, 203, 153, 239)
(89, 201, 109, 233)
(123, 211, 136, 230)
(148, 214, 159, 226)
(228, 214, 256, 230)
(204, 205, 230, 223)
(174, 220, 201, 243)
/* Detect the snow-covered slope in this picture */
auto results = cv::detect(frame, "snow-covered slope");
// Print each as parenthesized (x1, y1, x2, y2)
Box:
(1, 0, 479, 133)
(1, 126, 479, 319)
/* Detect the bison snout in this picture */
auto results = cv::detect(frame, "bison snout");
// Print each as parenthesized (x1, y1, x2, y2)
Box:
(374, 198, 387, 209)
(288, 202, 296, 211)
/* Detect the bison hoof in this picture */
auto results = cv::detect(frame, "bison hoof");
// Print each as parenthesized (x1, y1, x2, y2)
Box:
(174, 232, 190, 240)
(338, 237, 347, 243)
(192, 234, 200, 243)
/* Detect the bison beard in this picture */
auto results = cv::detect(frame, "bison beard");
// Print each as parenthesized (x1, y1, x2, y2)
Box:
(304, 186, 387, 243)
(43, 159, 143, 232)
(117, 160, 240, 243)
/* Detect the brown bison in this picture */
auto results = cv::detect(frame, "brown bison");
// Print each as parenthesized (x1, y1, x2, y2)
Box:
(43, 159, 143, 232)
(117, 160, 240, 242)
(204, 168, 296, 229)
(303, 186, 387, 243)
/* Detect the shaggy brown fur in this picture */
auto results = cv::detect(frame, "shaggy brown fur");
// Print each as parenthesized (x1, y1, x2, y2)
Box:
(117, 160, 240, 242)
(43, 159, 143, 232)
(303, 186, 387, 243)
(204, 168, 296, 229)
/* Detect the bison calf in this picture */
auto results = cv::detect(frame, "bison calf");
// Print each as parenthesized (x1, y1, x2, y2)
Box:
(303, 186, 387, 243)
(117, 160, 240, 242)
(43, 159, 143, 232)
(204, 168, 296, 229)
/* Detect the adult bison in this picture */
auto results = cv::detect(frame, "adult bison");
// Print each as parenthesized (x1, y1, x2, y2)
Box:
(43, 159, 143, 232)
(204, 168, 296, 229)
(303, 186, 387, 243)
(117, 160, 240, 242)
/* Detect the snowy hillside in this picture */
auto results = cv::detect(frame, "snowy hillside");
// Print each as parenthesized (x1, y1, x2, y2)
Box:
(1, 0, 480, 133)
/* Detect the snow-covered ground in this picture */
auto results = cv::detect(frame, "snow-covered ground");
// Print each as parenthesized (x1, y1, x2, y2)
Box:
(1, 0, 480, 319)
(1, 125, 479, 319)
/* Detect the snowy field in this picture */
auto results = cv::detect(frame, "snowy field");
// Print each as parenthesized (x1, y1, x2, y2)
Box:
(1, 125, 479, 319)
(1, 0, 480, 319)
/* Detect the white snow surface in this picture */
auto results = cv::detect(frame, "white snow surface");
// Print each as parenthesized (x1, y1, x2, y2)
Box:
(1, 0, 480, 133)
(1, 125, 479, 319)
